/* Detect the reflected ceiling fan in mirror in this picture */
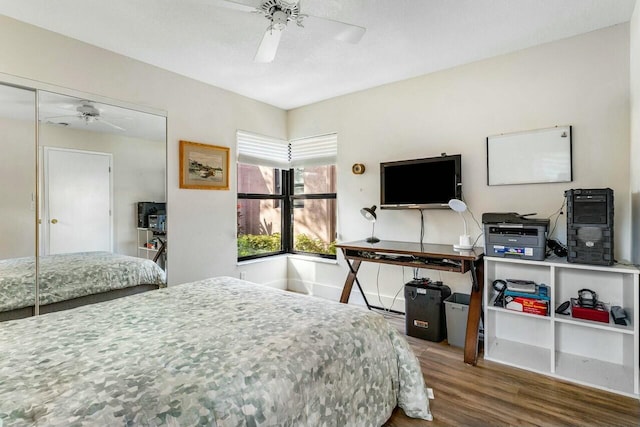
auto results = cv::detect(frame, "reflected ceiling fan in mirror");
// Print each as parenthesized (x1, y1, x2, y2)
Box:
(44, 101, 126, 131)
(214, 0, 366, 62)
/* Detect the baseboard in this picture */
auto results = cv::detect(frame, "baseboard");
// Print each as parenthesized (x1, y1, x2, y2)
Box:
(288, 279, 406, 313)
(262, 279, 288, 290)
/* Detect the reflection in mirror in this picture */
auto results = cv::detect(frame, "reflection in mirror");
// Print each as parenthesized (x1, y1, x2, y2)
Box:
(0, 84, 37, 321)
(36, 91, 167, 316)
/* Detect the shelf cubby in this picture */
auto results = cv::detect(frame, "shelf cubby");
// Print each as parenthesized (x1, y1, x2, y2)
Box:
(484, 256, 639, 398)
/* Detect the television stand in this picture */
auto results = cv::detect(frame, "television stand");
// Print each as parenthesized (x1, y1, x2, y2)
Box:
(335, 239, 484, 365)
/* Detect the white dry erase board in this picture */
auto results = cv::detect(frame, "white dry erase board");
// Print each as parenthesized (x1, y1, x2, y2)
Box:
(486, 125, 572, 186)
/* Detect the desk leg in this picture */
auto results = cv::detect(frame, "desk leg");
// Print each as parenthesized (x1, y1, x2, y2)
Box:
(464, 259, 484, 365)
(340, 259, 362, 304)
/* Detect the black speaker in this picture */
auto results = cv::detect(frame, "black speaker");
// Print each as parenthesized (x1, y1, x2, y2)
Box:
(565, 188, 614, 266)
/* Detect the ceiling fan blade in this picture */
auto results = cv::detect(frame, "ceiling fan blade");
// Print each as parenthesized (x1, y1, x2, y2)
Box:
(41, 114, 79, 121)
(96, 117, 126, 131)
(211, 0, 257, 13)
(305, 14, 366, 44)
(254, 26, 283, 63)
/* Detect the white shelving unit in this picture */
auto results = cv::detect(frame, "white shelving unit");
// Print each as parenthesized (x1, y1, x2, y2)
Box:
(484, 256, 639, 398)
(137, 228, 158, 260)
(137, 228, 167, 269)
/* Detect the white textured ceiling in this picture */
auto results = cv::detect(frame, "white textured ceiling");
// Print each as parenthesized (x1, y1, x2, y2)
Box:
(0, 86, 166, 141)
(0, 0, 636, 110)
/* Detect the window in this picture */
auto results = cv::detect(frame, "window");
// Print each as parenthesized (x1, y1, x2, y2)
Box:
(237, 131, 337, 260)
(237, 164, 284, 258)
(291, 165, 336, 256)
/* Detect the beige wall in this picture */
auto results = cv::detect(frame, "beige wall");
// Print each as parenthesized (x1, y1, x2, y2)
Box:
(0, 15, 288, 288)
(0, 116, 36, 259)
(631, 4, 640, 264)
(288, 25, 632, 308)
(0, 15, 634, 298)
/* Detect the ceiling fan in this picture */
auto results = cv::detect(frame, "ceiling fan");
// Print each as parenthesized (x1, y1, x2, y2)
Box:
(44, 101, 126, 131)
(215, 0, 366, 62)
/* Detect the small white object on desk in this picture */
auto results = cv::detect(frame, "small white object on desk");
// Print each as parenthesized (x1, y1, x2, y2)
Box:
(448, 198, 474, 250)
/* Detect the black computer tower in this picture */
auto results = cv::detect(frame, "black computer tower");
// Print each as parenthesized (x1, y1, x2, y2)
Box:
(405, 279, 451, 342)
(565, 188, 614, 266)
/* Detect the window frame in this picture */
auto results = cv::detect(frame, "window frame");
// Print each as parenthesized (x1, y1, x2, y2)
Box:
(288, 166, 336, 259)
(237, 167, 289, 261)
(238, 167, 336, 261)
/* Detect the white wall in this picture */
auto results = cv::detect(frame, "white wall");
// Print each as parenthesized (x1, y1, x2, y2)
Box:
(287, 25, 632, 310)
(631, 4, 640, 264)
(0, 116, 36, 259)
(0, 15, 288, 288)
(39, 125, 165, 256)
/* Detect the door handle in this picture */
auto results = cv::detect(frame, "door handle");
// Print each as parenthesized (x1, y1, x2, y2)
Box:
(51, 219, 58, 224)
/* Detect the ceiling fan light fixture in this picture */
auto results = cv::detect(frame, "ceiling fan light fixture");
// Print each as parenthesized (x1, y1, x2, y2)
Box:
(217, 0, 366, 62)
(271, 10, 288, 30)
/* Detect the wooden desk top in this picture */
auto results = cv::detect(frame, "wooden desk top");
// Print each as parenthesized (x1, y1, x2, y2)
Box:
(336, 240, 483, 261)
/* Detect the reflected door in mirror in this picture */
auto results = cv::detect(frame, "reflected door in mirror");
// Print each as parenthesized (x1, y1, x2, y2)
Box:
(43, 147, 112, 254)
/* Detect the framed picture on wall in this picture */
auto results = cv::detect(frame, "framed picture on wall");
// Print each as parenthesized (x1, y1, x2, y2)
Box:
(179, 140, 230, 190)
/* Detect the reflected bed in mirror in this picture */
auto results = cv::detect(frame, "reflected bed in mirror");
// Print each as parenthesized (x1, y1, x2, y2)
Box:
(0, 252, 166, 321)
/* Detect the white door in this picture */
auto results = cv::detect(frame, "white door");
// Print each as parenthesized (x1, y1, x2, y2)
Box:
(44, 147, 112, 255)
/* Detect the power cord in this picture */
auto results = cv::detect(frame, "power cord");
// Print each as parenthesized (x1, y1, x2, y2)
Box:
(374, 264, 408, 317)
(419, 209, 425, 247)
(547, 198, 566, 239)
(460, 189, 484, 247)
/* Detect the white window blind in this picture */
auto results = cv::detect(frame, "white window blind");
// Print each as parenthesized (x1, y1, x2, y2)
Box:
(237, 131, 337, 168)
(290, 133, 337, 167)
(237, 130, 289, 168)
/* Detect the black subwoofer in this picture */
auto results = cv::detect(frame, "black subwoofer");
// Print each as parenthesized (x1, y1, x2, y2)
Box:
(565, 188, 614, 266)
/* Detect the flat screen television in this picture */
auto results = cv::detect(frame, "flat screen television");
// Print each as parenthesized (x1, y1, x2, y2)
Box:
(380, 154, 462, 209)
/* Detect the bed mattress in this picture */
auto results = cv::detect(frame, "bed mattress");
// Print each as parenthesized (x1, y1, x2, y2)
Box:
(0, 276, 431, 426)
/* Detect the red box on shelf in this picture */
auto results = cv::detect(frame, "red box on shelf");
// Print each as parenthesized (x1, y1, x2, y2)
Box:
(505, 296, 548, 316)
(570, 298, 609, 323)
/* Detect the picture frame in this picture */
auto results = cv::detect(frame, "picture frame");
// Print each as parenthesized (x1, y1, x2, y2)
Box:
(179, 140, 230, 190)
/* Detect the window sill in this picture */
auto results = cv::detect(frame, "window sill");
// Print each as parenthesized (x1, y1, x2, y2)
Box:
(288, 254, 338, 265)
(237, 253, 289, 266)
(237, 253, 337, 266)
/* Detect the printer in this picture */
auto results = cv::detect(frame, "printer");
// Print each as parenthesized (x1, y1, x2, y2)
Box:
(482, 212, 549, 261)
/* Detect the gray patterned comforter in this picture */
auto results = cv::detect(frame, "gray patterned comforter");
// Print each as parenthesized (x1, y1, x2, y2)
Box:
(0, 276, 432, 426)
(0, 252, 167, 312)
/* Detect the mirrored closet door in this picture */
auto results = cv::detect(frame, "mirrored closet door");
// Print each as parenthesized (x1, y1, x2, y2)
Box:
(0, 82, 167, 321)
(0, 84, 37, 321)
(36, 91, 167, 315)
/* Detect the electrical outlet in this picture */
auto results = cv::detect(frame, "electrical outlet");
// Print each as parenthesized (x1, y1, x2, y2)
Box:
(239, 271, 246, 280)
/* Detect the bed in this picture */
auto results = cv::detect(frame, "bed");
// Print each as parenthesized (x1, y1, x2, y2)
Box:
(0, 251, 167, 321)
(0, 276, 432, 426)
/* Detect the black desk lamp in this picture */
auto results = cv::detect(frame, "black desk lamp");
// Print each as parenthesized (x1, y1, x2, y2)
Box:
(360, 205, 380, 243)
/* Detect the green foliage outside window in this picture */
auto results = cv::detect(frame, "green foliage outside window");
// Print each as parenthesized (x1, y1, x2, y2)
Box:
(237, 233, 281, 257)
(294, 234, 336, 255)
(237, 233, 336, 257)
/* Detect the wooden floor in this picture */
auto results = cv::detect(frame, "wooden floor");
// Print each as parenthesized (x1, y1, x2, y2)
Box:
(382, 314, 640, 427)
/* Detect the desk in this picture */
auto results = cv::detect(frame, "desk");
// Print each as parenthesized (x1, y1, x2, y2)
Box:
(336, 240, 484, 365)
